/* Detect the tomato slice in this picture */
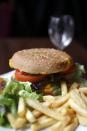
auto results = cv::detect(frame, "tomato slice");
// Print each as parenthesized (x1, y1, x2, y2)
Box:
(15, 70, 47, 82)
(63, 64, 76, 74)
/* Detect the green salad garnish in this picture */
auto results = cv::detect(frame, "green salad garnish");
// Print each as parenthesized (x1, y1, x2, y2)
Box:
(66, 63, 87, 86)
(0, 80, 43, 127)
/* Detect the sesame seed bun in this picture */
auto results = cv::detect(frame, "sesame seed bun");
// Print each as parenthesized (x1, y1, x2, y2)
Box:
(9, 48, 73, 74)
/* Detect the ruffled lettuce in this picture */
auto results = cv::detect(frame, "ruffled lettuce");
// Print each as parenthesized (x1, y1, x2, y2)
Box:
(0, 80, 43, 127)
(66, 63, 87, 86)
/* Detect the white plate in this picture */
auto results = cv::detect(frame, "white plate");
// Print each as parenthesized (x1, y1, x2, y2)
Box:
(0, 71, 87, 131)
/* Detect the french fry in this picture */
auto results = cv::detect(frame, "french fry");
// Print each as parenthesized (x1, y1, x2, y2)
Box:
(69, 99, 87, 117)
(67, 108, 76, 116)
(61, 107, 69, 115)
(77, 114, 87, 126)
(26, 98, 63, 120)
(61, 81, 67, 96)
(37, 115, 48, 122)
(26, 109, 36, 123)
(61, 107, 76, 117)
(43, 95, 55, 102)
(64, 117, 78, 131)
(18, 97, 26, 117)
(48, 121, 63, 131)
(31, 117, 56, 131)
(7, 113, 26, 129)
(57, 101, 69, 112)
(25, 123, 30, 128)
(48, 115, 71, 131)
(7, 113, 16, 128)
(79, 87, 87, 94)
(37, 115, 56, 125)
(32, 110, 42, 118)
(42, 101, 51, 107)
(13, 117, 26, 129)
(70, 82, 79, 90)
(70, 89, 87, 109)
(80, 92, 87, 105)
(61, 115, 72, 126)
(49, 94, 69, 108)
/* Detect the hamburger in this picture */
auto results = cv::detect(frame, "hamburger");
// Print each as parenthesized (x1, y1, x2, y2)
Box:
(9, 48, 74, 95)
(0, 48, 86, 129)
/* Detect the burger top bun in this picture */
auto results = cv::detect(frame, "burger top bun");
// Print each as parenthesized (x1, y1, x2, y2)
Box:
(9, 48, 73, 74)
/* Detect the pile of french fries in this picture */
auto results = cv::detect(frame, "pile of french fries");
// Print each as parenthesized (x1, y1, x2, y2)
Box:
(7, 81, 87, 131)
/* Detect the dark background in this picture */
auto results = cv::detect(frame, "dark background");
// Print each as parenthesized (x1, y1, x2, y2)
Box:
(12, 0, 87, 40)
(0, 0, 87, 39)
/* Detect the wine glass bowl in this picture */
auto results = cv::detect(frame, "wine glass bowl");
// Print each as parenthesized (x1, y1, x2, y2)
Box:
(48, 15, 74, 50)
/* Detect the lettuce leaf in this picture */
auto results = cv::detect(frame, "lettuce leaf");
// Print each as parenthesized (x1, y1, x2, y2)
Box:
(2, 80, 43, 101)
(66, 63, 87, 86)
(19, 90, 42, 100)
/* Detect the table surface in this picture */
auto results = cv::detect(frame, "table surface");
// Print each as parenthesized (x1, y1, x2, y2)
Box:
(0, 38, 87, 74)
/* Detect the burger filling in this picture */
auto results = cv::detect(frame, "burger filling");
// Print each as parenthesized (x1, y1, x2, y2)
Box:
(13, 63, 86, 95)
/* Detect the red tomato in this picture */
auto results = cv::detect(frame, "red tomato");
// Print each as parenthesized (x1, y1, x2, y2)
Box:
(63, 64, 76, 74)
(15, 70, 47, 82)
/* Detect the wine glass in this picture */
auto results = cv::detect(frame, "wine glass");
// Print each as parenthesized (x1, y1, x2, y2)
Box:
(48, 15, 74, 50)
